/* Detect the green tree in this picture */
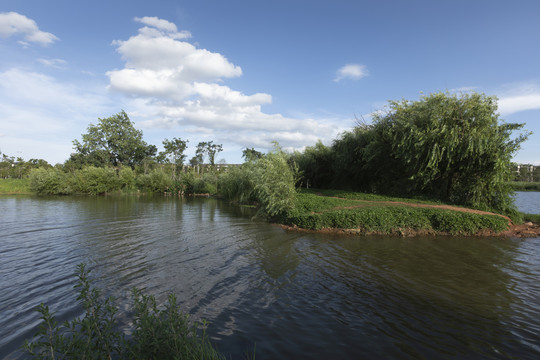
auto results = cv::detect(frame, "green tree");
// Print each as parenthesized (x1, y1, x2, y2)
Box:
(70, 111, 153, 169)
(160, 137, 188, 179)
(369, 92, 530, 212)
(195, 141, 223, 166)
(242, 147, 263, 162)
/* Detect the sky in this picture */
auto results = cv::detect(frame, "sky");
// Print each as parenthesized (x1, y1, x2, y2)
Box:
(1, 0, 539, 165)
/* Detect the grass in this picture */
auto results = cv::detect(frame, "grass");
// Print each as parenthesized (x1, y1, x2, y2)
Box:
(522, 213, 540, 224)
(0, 178, 32, 194)
(510, 181, 540, 192)
(281, 190, 509, 235)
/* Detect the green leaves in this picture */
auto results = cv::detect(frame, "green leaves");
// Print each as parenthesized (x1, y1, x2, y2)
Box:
(24, 264, 224, 359)
(298, 92, 530, 214)
(69, 111, 153, 169)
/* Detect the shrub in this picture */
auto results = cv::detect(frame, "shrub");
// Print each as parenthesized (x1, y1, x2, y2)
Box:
(136, 168, 172, 193)
(73, 166, 121, 195)
(24, 264, 224, 359)
(29, 168, 74, 195)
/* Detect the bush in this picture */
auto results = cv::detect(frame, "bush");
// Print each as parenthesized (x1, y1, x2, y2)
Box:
(24, 264, 224, 359)
(119, 166, 136, 191)
(136, 168, 173, 193)
(29, 168, 74, 195)
(218, 165, 256, 203)
(73, 166, 121, 195)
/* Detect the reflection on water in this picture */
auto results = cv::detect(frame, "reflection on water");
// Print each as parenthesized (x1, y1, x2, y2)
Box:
(0, 196, 539, 359)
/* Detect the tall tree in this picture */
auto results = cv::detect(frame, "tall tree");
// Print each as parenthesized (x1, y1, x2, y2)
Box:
(70, 111, 153, 168)
(195, 141, 223, 166)
(160, 137, 188, 179)
(242, 148, 263, 162)
(369, 92, 530, 211)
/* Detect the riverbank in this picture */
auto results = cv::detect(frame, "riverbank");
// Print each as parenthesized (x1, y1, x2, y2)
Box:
(280, 189, 540, 237)
(510, 181, 540, 192)
(0, 178, 31, 194)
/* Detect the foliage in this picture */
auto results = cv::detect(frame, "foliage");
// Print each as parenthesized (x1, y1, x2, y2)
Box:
(522, 213, 540, 224)
(295, 92, 530, 214)
(284, 192, 509, 234)
(369, 92, 529, 212)
(251, 145, 299, 217)
(242, 148, 263, 162)
(69, 111, 154, 169)
(29, 168, 74, 195)
(24, 264, 224, 360)
(160, 138, 188, 180)
(218, 144, 299, 217)
(510, 181, 540, 192)
(196, 141, 223, 166)
(136, 168, 173, 193)
(218, 165, 257, 203)
(0, 178, 32, 194)
(292, 141, 333, 189)
(1, 153, 51, 179)
(73, 166, 121, 195)
(118, 166, 136, 191)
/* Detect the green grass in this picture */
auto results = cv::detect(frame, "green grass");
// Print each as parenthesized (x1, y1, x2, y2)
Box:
(282, 191, 509, 235)
(510, 182, 540, 191)
(304, 188, 444, 205)
(0, 178, 31, 194)
(522, 213, 540, 224)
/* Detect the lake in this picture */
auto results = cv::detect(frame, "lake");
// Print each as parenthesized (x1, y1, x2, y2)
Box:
(1, 193, 539, 359)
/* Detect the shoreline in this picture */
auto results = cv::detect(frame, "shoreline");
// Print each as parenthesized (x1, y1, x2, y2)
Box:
(278, 221, 540, 238)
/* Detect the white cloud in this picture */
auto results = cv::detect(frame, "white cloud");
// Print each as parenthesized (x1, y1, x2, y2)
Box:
(498, 88, 540, 115)
(0, 68, 116, 164)
(37, 58, 67, 68)
(334, 64, 368, 82)
(0, 12, 58, 46)
(107, 17, 344, 152)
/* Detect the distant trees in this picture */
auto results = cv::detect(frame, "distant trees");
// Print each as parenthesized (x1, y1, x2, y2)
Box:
(195, 141, 223, 166)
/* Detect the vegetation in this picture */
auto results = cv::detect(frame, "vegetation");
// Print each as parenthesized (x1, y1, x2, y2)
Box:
(0, 178, 31, 194)
(294, 92, 530, 215)
(6, 92, 537, 232)
(282, 191, 509, 235)
(67, 111, 157, 169)
(24, 264, 224, 360)
(219, 144, 298, 218)
(522, 213, 540, 224)
(510, 181, 540, 192)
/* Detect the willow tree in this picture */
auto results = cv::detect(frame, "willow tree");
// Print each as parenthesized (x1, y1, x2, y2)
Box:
(370, 92, 530, 212)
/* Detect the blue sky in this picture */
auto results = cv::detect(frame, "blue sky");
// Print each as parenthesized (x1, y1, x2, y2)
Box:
(1, 0, 539, 165)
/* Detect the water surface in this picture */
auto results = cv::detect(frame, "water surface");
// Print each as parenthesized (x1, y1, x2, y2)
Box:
(1, 195, 539, 359)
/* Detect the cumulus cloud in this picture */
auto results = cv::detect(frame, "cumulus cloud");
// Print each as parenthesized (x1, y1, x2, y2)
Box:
(107, 17, 343, 151)
(334, 64, 368, 82)
(0, 12, 58, 46)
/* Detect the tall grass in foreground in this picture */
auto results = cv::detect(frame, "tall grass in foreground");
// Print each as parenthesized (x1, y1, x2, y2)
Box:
(24, 264, 225, 360)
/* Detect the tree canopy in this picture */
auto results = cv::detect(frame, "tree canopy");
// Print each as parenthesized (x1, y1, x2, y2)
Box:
(69, 111, 154, 169)
(294, 92, 530, 213)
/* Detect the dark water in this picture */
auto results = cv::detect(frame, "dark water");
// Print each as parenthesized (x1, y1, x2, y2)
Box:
(1, 195, 539, 359)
